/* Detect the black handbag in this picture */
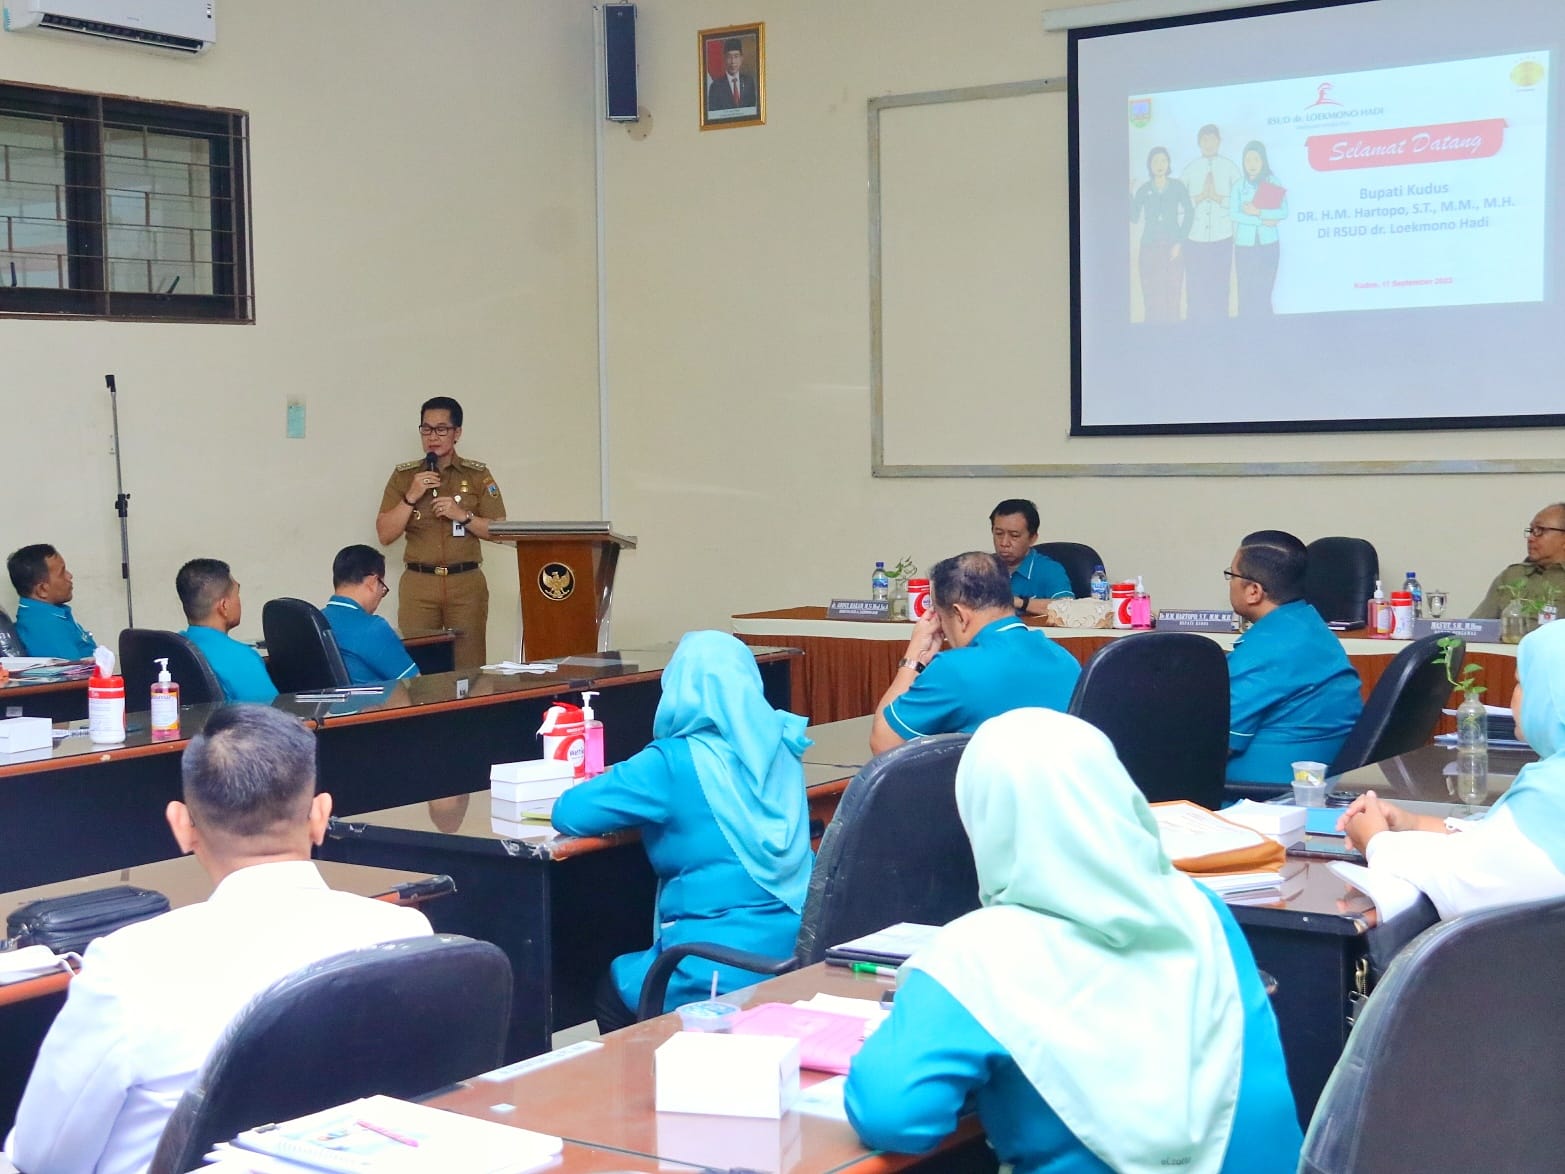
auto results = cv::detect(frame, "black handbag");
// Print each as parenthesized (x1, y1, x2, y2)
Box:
(7, 886, 171, 955)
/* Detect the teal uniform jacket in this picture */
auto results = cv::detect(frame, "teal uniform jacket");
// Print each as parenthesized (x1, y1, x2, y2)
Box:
(885, 618, 1081, 741)
(322, 596, 418, 686)
(181, 626, 279, 704)
(1010, 550, 1075, 603)
(1226, 600, 1362, 784)
(14, 599, 95, 660)
(552, 738, 805, 1013)
(844, 889, 1302, 1173)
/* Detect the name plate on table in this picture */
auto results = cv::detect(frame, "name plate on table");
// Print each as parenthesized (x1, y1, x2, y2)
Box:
(1157, 609, 1239, 633)
(1412, 618, 1501, 642)
(827, 599, 892, 620)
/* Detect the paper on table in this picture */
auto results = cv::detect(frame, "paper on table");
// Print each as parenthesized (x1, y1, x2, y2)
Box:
(792, 993, 888, 1023)
(1329, 861, 1423, 921)
(480, 662, 557, 675)
(1152, 803, 1269, 861)
(731, 1003, 872, 1074)
(1, 657, 66, 671)
(793, 1075, 850, 1122)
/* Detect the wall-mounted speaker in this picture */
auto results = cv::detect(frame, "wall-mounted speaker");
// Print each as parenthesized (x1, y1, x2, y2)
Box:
(604, 4, 638, 122)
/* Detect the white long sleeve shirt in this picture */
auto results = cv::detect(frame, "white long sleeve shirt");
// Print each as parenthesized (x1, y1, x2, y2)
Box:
(5, 861, 431, 1174)
(1366, 805, 1565, 919)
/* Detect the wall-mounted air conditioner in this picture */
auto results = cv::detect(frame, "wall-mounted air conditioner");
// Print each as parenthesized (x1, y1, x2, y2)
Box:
(3, 0, 214, 54)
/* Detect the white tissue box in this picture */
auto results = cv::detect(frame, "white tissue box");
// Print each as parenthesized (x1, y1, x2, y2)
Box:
(655, 1031, 800, 1119)
(0, 717, 51, 754)
(489, 759, 574, 803)
(1222, 799, 1308, 843)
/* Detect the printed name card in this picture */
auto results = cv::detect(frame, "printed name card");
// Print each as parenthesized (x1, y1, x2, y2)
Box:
(1156, 609, 1239, 633)
(827, 599, 892, 620)
(1411, 618, 1501, 642)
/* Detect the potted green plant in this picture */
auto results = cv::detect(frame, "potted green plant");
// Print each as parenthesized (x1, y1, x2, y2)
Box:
(887, 556, 918, 620)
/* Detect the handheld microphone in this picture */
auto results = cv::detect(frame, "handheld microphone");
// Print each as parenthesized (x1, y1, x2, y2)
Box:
(424, 452, 438, 473)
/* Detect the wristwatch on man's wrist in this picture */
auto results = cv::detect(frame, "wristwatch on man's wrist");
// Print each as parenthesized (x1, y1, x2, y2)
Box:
(897, 657, 925, 674)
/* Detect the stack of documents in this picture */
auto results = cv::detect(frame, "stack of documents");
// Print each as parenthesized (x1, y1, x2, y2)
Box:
(823, 922, 941, 967)
(203, 1094, 561, 1173)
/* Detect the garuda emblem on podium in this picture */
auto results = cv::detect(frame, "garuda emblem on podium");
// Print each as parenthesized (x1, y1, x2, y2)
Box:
(539, 563, 575, 601)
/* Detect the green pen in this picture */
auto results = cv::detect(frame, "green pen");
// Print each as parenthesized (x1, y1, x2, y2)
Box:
(850, 962, 897, 978)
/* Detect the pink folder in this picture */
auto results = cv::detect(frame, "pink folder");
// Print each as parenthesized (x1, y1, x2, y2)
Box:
(730, 1003, 872, 1074)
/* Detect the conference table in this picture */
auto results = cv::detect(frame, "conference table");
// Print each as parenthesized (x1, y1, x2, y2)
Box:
(733, 606, 1518, 724)
(0, 645, 800, 893)
(427, 963, 996, 1174)
(0, 856, 455, 1137)
(0, 628, 460, 723)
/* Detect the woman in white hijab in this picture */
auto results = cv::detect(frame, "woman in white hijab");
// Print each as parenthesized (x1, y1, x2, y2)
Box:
(844, 708, 1301, 1173)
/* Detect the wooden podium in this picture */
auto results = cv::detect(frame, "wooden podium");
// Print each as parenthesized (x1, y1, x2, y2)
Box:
(488, 522, 637, 660)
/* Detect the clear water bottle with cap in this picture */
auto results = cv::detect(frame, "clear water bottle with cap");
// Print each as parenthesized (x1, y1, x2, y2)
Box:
(1089, 565, 1109, 601)
(1403, 571, 1423, 620)
(871, 561, 889, 602)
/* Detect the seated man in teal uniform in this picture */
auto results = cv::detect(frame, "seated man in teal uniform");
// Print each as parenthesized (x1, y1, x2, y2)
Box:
(322, 545, 419, 686)
(871, 551, 1081, 754)
(989, 499, 1074, 616)
(6, 544, 96, 659)
(1226, 530, 1362, 785)
(176, 558, 278, 704)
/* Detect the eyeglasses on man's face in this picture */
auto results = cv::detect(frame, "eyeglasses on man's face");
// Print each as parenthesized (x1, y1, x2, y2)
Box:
(417, 424, 455, 437)
(1221, 569, 1258, 583)
(374, 575, 390, 596)
(1524, 525, 1565, 538)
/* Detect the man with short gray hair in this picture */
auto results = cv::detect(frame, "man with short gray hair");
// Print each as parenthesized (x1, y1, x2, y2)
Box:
(1471, 503, 1565, 619)
(6, 706, 431, 1174)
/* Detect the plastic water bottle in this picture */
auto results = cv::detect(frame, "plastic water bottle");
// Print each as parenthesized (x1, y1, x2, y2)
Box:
(1456, 690, 1488, 809)
(871, 561, 889, 602)
(1403, 571, 1423, 620)
(1089, 565, 1109, 601)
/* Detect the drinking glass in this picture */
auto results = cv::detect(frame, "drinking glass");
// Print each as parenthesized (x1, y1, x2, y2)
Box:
(1427, 589, 1448, 619)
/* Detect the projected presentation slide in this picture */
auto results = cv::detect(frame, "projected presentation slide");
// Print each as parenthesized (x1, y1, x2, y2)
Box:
(1126, 53, 1549, 322)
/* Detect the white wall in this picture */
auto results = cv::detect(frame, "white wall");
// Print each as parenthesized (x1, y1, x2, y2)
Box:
(599, 0, 1562, 644)
(0, 0, 602, 658)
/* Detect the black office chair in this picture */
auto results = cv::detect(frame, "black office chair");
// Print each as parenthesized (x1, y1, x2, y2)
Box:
(118, 629, 223, 706)
(0, 605, 25, 657)
(1301, 897, 1565, 1173)
(148, 934, 512, 1174)
(1304, 537, 1379, 626)
(262, 598, 352, 693)
(1068, 633, 1229, 810)
(1032, 542, 1106, 599)
(1328, 634, 1459, 776)
(636, 734, 978, 1020)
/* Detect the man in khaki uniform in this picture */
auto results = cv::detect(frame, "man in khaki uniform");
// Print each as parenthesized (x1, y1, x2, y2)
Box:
(1471, 502, 1565, 619)
(376, 396, 506, 668)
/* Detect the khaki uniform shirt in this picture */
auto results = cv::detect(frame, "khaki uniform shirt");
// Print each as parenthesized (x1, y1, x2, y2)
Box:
(1471, 561, 1565, 619)
(380, 454, 506, 568)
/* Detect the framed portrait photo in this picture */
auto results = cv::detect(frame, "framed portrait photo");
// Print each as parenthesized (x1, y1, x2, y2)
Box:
(699, 23, 765, 131)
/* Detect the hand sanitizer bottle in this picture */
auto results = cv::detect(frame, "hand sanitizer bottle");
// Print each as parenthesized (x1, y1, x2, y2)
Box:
(580, 690, 604, 777)
(150, 657, 181, 742)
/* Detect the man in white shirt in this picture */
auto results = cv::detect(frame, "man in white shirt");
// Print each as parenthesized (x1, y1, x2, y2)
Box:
(4, 706, 432, 1174)
(1180, 123, 1241, 320)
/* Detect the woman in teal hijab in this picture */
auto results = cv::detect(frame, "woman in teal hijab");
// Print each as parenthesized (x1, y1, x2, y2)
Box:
(845, 708, 1301, 1173)
(1341, 618, 1565, 916)
(552, 630, 813, 1029)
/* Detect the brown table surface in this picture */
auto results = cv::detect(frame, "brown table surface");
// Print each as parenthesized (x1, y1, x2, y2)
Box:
(427, 963, 986, 1174)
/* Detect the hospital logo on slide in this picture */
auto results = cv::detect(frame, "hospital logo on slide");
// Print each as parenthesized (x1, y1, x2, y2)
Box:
(1511, 60, 1545, 89)
(1128, 97, 1152, 128)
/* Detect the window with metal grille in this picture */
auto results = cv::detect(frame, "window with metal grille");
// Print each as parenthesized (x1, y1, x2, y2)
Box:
(0, 81, 250, 322)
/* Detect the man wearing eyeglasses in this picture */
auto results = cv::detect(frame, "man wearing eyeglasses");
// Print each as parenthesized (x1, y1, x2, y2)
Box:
(1470, 505, 1565, 619)
(376, 396, 507, 668)
(322, 545, 419, 686)
(1225, 530, 1362, 786)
